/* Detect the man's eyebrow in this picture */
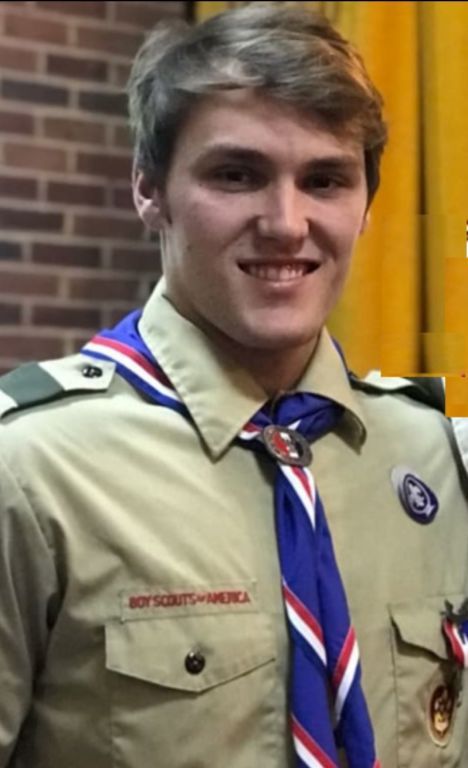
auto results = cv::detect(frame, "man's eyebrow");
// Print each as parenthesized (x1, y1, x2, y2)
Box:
(306, 156, 362, 172)
(194, 145, 268, 165)
(194, 144, 362, 171)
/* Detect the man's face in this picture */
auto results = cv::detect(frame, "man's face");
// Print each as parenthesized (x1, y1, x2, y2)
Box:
(135, 90, 368, 356)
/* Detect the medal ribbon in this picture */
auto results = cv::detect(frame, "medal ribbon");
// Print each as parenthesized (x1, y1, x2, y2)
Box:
(443, 600, 468, 668)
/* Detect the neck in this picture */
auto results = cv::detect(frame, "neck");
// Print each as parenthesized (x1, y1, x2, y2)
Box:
(206, 332, 319, 398)
(241, 345, 318, 397)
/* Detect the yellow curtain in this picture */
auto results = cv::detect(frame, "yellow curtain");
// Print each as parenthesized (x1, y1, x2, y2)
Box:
(418, 2, 468, 414)
(194, 1, 468, 411)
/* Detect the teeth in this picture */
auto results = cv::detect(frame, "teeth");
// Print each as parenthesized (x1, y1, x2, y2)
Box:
(244, 263, 309, 281)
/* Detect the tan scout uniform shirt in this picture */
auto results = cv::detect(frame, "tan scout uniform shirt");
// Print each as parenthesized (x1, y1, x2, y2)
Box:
(0, 281, 467, 768)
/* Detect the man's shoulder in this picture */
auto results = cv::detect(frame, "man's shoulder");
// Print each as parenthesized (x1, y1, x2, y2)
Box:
(349, 371, 468, 492)
(0, 354, 117, 423)
(349, 370, 445, 414)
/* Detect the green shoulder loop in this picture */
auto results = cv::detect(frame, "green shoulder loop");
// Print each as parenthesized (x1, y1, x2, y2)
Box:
(0, 354, 116, 420)
(349, 370, 445, 414)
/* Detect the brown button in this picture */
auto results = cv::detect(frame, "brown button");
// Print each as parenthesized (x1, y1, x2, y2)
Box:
(82, 364, 103, 379)
(185, 650, 205, 675)
(429, 684, 455, 745)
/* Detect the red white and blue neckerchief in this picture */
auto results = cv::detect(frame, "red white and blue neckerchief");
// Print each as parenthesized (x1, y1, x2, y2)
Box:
(82, 309, 380, 768)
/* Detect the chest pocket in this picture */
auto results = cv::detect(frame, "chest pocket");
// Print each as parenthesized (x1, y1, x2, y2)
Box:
(390, 594, 468, 768)
(105, 612, 277, 768)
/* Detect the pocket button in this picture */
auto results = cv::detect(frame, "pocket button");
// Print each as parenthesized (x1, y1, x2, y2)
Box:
(185, 650, 206, 675)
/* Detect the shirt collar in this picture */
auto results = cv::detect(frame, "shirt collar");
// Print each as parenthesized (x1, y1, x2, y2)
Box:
(139, 279, 366, 458)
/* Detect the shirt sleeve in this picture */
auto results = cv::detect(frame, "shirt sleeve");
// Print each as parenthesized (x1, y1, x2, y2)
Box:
(0, 451, 59, 767)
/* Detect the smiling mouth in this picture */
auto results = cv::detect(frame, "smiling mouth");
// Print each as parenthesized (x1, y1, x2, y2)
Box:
(239, 262, 319, 282)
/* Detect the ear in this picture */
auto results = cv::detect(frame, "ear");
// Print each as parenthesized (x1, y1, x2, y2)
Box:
(132, 170, 165, 231)
(359, 209, 371, 235)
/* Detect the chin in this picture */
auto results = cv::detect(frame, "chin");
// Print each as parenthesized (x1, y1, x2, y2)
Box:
(238, 327, 321, 352)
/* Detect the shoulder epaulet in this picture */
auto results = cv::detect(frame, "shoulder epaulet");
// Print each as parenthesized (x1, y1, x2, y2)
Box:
(0, 354, 116, 420)
(349, 370, 445, 414)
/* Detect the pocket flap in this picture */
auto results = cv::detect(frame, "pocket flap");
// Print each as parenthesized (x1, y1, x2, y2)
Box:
(105, 612, 275, 693)
(389, 594, 466, 660)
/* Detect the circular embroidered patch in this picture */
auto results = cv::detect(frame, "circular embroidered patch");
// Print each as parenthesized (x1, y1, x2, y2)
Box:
(391, 466, 439, 524)
(428, 684, 455, 746)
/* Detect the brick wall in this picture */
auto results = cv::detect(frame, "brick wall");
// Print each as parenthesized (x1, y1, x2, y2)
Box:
(0, 0, 189, 374)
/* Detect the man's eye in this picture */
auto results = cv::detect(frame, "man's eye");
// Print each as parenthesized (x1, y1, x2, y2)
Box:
(211, 167, 259, 187)
(307, 174, 343, 192)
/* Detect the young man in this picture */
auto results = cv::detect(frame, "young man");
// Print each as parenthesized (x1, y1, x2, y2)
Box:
(0, 4, 467, 767)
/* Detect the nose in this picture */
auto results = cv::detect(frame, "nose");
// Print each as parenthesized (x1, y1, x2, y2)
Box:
(255, 182, 310, 245)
